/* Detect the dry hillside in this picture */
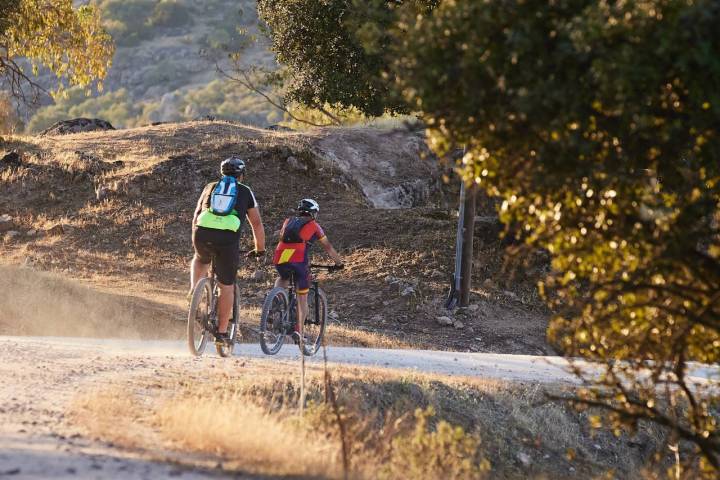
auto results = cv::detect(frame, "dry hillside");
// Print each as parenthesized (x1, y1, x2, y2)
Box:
(0, 121, 552, 354)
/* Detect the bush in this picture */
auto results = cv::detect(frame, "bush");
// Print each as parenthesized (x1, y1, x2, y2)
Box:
(149, 0, 192, 28)
(383, 407, 489, 480)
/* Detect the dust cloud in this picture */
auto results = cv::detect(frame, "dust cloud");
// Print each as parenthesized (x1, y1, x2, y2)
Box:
(0, 265, 184, 339)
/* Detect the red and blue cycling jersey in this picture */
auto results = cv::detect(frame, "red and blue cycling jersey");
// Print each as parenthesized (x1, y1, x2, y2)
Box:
(272, 217, 325, 265)
(272, 217, 325, 293)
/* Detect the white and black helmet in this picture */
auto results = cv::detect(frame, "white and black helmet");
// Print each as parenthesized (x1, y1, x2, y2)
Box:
(297, 198, 320, 217)
(220, 156, 246, 177)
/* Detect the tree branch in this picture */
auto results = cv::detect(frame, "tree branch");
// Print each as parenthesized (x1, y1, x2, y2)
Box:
(215, 62, 339, 128)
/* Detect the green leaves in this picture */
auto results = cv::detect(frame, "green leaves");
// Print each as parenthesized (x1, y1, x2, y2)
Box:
(257, 0, 435, 117)
(392, 0, 719, 471)
(1, 0, 114, 95)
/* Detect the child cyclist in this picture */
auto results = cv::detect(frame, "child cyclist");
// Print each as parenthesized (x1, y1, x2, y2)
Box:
(272, 199, 343, 341)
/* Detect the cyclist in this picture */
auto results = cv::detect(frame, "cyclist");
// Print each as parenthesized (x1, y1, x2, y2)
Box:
(272, 199, 343, 342)
(191, 156, 266, 343)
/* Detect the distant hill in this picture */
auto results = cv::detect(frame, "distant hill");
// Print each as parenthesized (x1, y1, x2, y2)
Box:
(25, 0, 280, 132)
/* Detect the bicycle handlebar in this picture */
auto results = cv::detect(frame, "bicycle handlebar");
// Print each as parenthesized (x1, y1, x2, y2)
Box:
(310, 264, 344, 272)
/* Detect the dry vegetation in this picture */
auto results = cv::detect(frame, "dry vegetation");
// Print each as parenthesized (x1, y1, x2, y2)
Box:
(0, 265, 180, 338)
(0, 121, 551, 354)
(68, 361, 672, 479)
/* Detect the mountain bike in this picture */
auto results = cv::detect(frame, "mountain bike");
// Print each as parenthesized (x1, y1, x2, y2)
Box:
(186, 255, 245, 358)
(259, 264, 342, 356)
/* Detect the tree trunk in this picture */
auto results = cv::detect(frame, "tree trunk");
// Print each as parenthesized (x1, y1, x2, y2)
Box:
(459, 183, 477, 307)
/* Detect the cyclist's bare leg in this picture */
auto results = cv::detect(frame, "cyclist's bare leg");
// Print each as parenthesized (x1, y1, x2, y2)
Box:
(297, 292, 308, 333)
(274, 277, 289, 289)
(190, 255, 210, 291)
(216, 282, 234, 334)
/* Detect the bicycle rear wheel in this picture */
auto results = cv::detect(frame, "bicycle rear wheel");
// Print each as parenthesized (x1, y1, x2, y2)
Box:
(259, 287, 288, 355)
(216, 283, 241, 358)
(187, 277, 213, 356)
(302, 287, 327, 356)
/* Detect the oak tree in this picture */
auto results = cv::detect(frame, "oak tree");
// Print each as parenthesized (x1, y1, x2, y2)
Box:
(393, 0, 719, 473)
(0, 0, 114, 102)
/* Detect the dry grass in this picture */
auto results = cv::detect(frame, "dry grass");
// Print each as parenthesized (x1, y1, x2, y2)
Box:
(326, 323, 415, 349)
(156, 396, 339, 477)
(66, 361, 670, 479)
(69, 387, 150, 448)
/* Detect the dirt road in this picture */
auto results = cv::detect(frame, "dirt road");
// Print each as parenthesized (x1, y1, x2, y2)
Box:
(0, 335, 715, 479)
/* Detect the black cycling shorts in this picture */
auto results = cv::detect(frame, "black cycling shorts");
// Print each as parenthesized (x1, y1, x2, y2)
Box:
(192, 226, 239, 285)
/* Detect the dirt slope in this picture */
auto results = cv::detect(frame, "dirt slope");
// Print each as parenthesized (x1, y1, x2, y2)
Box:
(0, 121, 551, 354)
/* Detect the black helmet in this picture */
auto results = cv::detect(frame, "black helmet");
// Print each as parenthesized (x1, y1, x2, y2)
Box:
(297, 198, 320, 218)
(220, 156, 246, 177)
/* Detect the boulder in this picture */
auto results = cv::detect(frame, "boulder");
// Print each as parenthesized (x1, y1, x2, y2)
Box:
(40, 118, 115, 136)
(266, 124, 293, 132)
(400, 285, 415, 297)
(384, 275, 398, 285)
(503, 290, 519, 300)
(436, 316, 453, 326)
(0, 214, 13, 232)
(0, 151, 22, 168)
(516, 452, 531, 467)
(453, 320, 465, 329)
(286, 156, 307, 172)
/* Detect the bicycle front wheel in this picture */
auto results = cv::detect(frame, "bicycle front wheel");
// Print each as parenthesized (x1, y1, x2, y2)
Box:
(187, 277, 212, 356)
(259, 287, 288, 355)
(302, 287, 327, 356)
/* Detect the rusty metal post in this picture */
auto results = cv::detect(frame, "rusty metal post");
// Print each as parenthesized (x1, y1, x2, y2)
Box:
(459, 183, 477, 307)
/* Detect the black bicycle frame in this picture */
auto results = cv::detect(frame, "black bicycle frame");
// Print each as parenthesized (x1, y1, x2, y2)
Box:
(287, 272, 321, 328)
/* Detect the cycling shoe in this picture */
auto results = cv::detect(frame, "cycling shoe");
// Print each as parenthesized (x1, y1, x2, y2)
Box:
(214, 331, 231, 344)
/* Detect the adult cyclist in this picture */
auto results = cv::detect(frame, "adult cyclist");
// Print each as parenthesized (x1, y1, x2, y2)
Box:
(191, 156, 266, 343)
(272, 199, 343, 342)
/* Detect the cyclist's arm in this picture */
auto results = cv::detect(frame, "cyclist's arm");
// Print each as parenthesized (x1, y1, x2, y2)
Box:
(318, 236, 342, 265)
(246, 207, 266, 252)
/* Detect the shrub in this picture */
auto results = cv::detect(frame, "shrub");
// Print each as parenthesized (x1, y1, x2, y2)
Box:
(148, 0, 192, 28)
(383, 407, 489, 480)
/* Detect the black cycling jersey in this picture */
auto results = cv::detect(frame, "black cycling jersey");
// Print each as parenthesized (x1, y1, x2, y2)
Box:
(193, 180, 258, 236)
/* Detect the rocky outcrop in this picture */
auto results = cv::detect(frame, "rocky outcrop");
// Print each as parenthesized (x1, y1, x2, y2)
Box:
(313, 128, 440, 209)
(40, 118, 115, 136)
